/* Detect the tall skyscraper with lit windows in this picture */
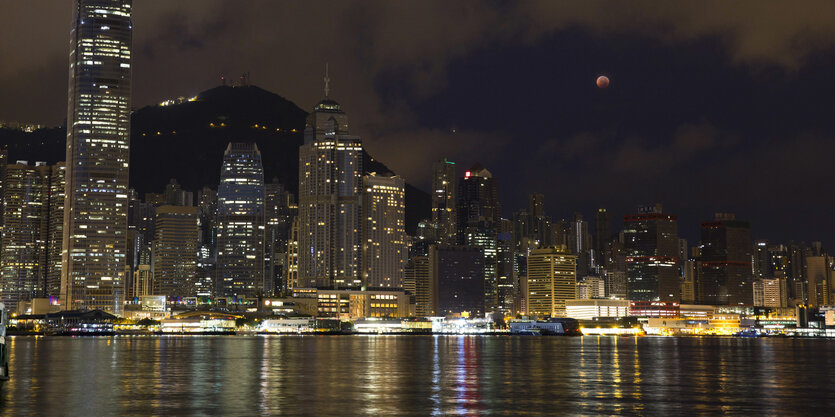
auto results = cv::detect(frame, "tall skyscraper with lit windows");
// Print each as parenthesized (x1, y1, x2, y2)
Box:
(298, 85, 363, 290)
(216, 143, 265, 299)
(431, 159, 457, 245)
(62, 0, 132, 314)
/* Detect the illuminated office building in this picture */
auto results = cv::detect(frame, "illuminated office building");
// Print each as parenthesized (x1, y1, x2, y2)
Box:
(216, 143, 265, 299)
(623, 205, 680, 302)
(362, 174, 406, 290)
(526, 245, 577, 318)
(431, 159, 457, 244)
(297, 85, 363, 289)
(152, 205, 199, 298)
(62, 0, 133, 314)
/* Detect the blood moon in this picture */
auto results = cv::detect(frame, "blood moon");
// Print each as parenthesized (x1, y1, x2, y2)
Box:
(596, 75, 610, 89)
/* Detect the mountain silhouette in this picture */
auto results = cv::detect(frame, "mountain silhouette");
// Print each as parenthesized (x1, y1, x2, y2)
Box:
(0, 85, 430, 233)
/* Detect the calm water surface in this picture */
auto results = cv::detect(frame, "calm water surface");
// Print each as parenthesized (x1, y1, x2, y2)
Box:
(2, 335, 834, 415)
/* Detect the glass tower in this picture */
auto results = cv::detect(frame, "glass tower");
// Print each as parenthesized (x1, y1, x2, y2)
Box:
(62, 0, 132, 314)
(216, 143, 265, 299)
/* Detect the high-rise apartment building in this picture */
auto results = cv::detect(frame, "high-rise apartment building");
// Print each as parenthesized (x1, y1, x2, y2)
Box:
(623, 204, 680, 302)
(526, 245, 577, 318)
(362, 174, 406, 290)
(0, 163, 49, 311)
(62, 0, 133, 314)
(753, 277, 787, 308)
(216, 143, 265, 299)
(298, 91, 363, 289)
(431, 159, 457, 245)
(152, 205, 199, 298)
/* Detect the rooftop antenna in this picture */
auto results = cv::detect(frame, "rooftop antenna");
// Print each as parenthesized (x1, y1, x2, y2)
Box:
(324, 63, 331, 97)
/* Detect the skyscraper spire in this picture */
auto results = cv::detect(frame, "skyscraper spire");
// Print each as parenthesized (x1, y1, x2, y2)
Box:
(324, 63, 331, 97)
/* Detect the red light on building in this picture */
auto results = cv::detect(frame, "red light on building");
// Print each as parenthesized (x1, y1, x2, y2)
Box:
(464, 171, 471, 178)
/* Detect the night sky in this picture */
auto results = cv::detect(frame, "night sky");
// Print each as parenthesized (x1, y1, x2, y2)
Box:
(2, 1, 835, 244)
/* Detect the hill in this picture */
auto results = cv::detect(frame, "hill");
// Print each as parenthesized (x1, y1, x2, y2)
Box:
(0, 85, 430, 233)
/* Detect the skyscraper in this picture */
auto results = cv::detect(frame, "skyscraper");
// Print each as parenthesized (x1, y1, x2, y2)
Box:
(697, 213, 753, 305)
(594, 208, 610, 268)
(569, 213, 591, 277)
(362, 173, 406, 290)
(63, 0, 133, 314)
(431, 159, 457, 245)
(152, 205, 199, 298)
(264, 179, 294, 294)
(623, 204, 680, 302)
(297, 86, 363, 289)
(46, 164, 66, 299)
(216, 143, 265, 299)
(458, 164, 500, 311)
(526, 245, 577, 318)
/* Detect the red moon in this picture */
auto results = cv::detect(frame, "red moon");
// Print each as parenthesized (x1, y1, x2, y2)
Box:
(596, 75, 610, 88)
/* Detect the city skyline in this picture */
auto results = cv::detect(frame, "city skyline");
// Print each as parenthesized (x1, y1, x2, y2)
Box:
(1, 2, 835, 245)
(0, 0, 831, 315)
(3, 3, 835, 416)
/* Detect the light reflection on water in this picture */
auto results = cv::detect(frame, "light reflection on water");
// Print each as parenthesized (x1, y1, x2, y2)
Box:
(2, 335, 834, 415)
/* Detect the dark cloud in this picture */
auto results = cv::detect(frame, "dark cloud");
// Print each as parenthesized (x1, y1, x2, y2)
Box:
(2, 1, 835, 243)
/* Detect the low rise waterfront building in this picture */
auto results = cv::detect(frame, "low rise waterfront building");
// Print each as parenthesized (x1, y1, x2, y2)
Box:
(565, 299, 629, 320)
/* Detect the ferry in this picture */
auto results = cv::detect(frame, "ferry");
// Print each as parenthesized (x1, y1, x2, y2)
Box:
(0, 303, 8, 382)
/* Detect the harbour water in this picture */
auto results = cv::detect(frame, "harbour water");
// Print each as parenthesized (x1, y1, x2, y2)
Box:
(2, 336, 834, 415)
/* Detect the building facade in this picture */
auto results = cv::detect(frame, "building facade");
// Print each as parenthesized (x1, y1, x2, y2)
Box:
(432, 245, 485, 316)
(152, 205, 199, 299)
